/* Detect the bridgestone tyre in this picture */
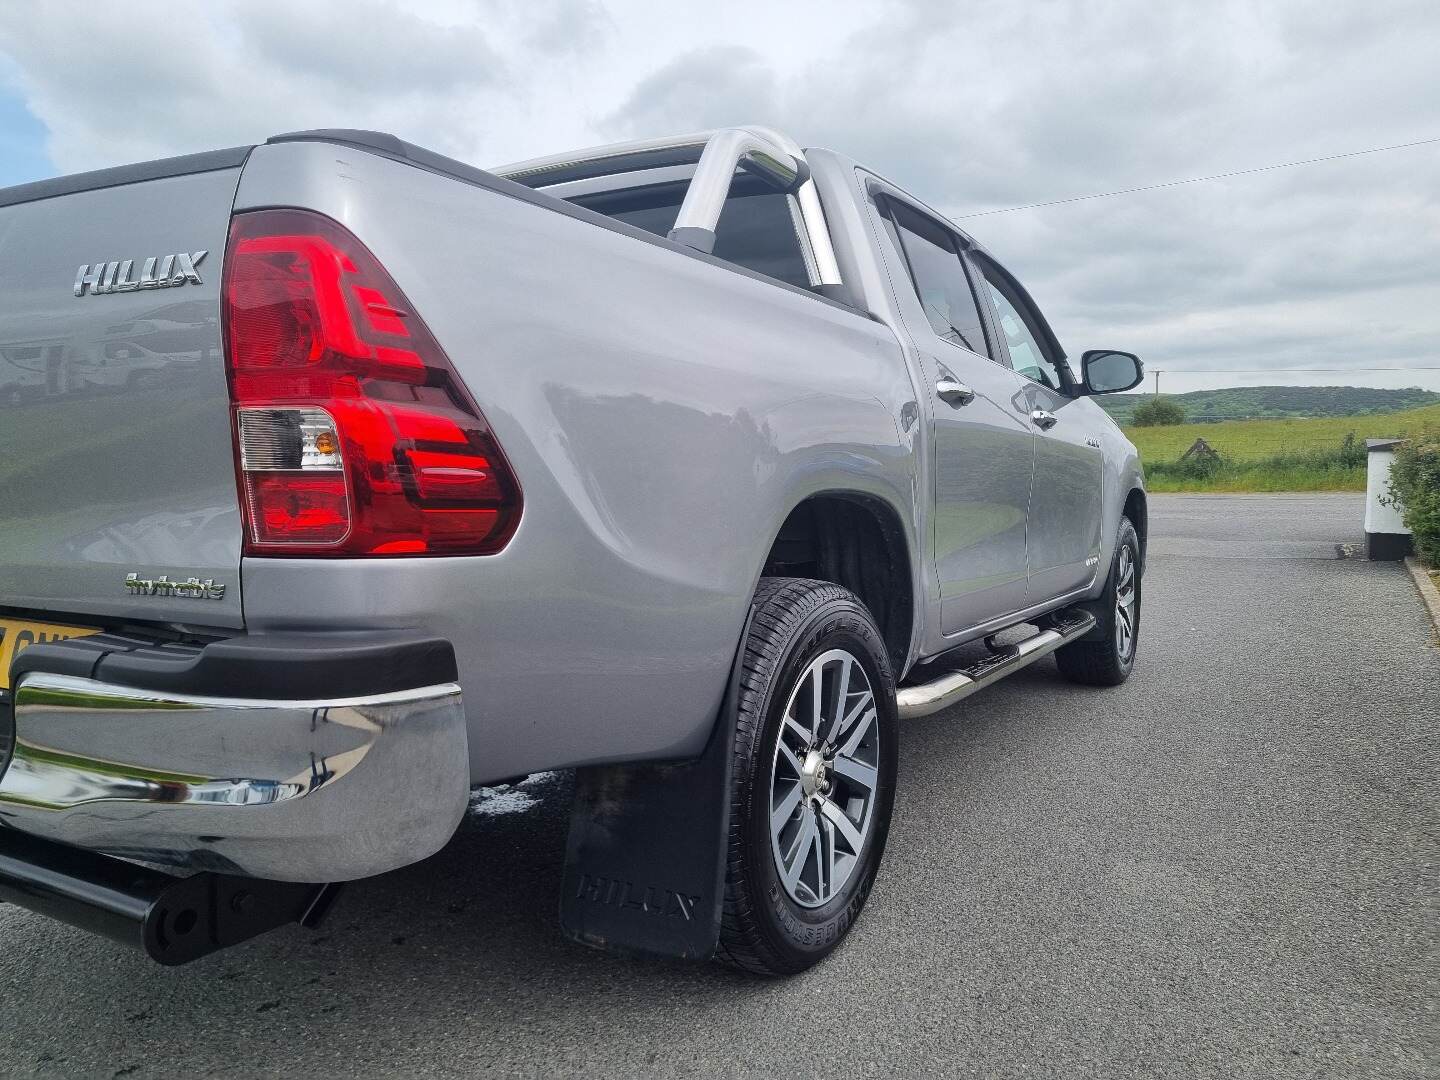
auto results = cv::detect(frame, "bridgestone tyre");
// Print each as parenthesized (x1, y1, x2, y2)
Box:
(1055, 517, 1142, 687)
(715, 578, 899, 976)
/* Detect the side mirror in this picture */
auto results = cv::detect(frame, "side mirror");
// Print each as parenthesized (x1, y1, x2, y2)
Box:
(1079, 350, 1144, 395)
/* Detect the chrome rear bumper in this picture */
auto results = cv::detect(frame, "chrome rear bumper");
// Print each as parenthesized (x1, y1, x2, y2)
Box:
(0, 672, 468, 882)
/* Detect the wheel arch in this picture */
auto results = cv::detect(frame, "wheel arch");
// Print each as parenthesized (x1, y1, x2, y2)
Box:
(757, 490, 916, 674)
(1123, 486, 1148, 573)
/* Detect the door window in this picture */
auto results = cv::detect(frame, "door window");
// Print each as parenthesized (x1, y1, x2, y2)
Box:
(879, 198, 991, 358)
(982, 275, 1063, 390)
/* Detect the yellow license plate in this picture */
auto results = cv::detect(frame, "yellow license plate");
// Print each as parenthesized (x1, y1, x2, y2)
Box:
(0, 618, 102, 691)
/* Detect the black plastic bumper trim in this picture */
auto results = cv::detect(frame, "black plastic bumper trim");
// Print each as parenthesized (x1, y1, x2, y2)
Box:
(10, 630, 457, 700)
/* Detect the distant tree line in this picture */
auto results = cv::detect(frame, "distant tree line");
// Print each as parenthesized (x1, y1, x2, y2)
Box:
(1099, 385, 1440, 425)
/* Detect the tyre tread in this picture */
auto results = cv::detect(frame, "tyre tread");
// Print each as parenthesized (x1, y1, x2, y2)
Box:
(1055, 517, 1140, 687)
(714, 577, 882, 976)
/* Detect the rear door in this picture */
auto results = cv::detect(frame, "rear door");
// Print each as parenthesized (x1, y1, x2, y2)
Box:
(0, 160, 247, 628)
(973, 254, 1105, 601)
(872, 194, 1036, 635)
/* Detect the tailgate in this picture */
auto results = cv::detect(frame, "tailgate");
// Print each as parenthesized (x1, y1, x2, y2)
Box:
(0, 159, 248, 628)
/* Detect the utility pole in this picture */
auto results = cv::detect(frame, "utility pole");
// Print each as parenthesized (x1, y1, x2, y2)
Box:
(1153, 369, 1162, 396)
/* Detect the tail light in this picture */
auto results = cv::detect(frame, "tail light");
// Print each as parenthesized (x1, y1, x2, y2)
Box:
(222, 209, 520, 556)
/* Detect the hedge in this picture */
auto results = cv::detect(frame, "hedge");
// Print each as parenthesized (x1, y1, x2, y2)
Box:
(1387, 431, 1440, 565)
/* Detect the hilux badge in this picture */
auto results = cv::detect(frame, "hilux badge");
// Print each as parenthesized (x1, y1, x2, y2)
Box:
(74, 251, 207, 297)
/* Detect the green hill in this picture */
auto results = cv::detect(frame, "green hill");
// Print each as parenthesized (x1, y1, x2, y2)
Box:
(1098, 385, 1440, 425)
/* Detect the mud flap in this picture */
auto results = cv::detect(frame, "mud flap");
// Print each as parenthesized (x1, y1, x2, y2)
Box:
(558, 608, 753, 961)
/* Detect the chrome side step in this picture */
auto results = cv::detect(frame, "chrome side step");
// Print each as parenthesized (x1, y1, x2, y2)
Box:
(896, 608, 1097, 719)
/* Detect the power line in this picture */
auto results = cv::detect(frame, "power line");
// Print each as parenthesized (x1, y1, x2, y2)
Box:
(1157, 365, 1440, 374)
(1106, 413, 1424, 420)
(954, 136, 1440, 219)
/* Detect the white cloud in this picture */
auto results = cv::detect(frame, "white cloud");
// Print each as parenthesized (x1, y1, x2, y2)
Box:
(2, 0, 1437, 391)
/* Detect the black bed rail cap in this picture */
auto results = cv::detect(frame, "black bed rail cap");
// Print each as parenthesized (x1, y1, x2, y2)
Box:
(0, 146, 253, 210)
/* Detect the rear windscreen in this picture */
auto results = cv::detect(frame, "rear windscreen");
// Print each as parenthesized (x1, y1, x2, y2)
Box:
(570, 176, 814, 290)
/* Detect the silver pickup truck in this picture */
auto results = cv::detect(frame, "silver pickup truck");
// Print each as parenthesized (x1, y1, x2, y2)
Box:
(0, 126, 1146, 975)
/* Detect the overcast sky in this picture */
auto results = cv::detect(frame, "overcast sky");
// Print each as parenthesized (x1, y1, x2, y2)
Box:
(2, 0, 1438, 394)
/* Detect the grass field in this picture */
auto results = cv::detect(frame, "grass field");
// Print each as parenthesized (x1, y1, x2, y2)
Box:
(1124, 402, 1440, 492)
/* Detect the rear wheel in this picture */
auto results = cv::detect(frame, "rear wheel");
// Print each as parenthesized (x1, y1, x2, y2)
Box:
(716, 578, 898, 976)
(1055, 516, 1141, 686)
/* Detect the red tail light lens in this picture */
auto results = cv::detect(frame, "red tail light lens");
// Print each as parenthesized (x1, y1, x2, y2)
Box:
(248, 471, 351, 543)
(222, 209, 520, 556)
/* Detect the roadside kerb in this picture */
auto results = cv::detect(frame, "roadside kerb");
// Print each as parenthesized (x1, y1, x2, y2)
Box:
(1404, 556, 1440, 641)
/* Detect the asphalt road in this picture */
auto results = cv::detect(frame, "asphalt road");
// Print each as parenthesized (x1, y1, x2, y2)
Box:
(2, 494, 1436, 1079)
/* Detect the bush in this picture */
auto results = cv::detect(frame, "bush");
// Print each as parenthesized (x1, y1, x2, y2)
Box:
(1131, 396, 1186, 427)
(1387, 430, 1440, 565)
(1167, 451, 1224, 481)
(1337, 431, 1367, 470)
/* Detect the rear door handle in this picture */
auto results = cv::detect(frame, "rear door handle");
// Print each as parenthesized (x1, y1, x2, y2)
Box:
(936, 379, 975, 406)
(1031, 409, 1059, 430)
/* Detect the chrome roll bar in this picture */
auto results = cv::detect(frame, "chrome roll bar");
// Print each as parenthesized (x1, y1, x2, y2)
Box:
(493, 126, 844, 291)
(665, 127, 806, 253)
(739, 127, 843, 291)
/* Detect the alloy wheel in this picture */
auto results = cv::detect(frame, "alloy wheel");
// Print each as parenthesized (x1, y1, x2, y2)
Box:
(768, 648, 881, 908)
(1115, 545, 1137, 660)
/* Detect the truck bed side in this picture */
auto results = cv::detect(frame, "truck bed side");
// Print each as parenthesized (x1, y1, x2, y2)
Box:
(232, 139, 917, 783)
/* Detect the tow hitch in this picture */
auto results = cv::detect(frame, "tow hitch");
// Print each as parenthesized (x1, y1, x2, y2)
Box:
(0, 829, 339, 966)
